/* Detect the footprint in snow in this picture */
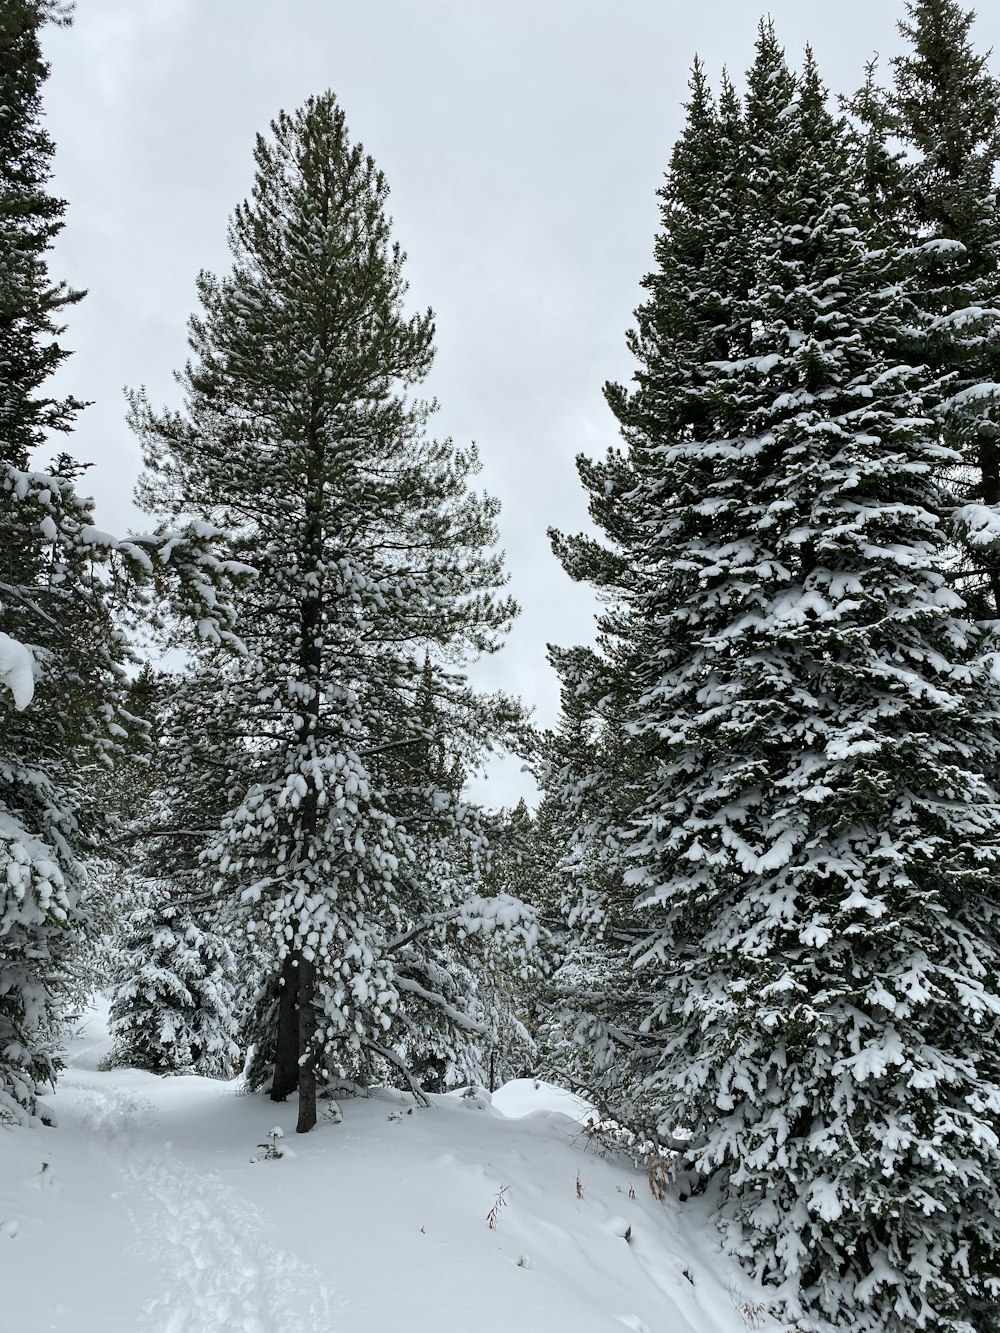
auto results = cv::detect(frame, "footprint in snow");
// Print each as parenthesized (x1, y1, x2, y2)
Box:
(134, 1156, 338, 1333)
(616, 1317, 652, 1333)
(57, 1080, 338, 1332)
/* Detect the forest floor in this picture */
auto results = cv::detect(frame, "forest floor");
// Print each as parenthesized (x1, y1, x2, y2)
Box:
(1, 999, 779, 1333)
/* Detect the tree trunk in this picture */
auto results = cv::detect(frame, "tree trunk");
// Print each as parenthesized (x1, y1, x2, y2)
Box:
(293, 330, 328, 1135)
(977, 434, 1000, 614)
(295, 955, 317, 1133)
(270, 951, 299, 1102)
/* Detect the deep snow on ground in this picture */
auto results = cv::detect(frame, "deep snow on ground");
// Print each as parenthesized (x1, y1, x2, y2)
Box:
(1, 999, 781, 1333)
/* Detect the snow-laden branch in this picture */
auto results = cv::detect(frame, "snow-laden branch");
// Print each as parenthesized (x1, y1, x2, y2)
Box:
(395, 976, 490, 1036)
(0, 633, 35, 710)
(954, 503, 1000, 550)
(385, 906, 462, 954)
(361, 1039, 430, 1106)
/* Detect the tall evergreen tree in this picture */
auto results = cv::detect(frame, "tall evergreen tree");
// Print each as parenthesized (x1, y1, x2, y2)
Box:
(892, 0, 1000, 284)
(0, 2, 247, 1124)
(0, 0, 81, 474)
(553, 27, 1000, 1332)
(890, 0, 1000, 612)
(130, 92, 530, 1132)
(0, 0, 118, 1124)
(546, 57, 750, 1121)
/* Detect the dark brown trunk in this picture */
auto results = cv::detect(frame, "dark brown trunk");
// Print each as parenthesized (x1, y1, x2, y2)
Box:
(295, 955, 317, 1133)
(977, 435, 1000, 613)
(292, 308, 329, 1134)
(270, 951, 300, 1101)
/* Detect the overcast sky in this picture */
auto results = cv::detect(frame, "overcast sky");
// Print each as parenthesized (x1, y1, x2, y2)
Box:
(39, 0, 1000, 805)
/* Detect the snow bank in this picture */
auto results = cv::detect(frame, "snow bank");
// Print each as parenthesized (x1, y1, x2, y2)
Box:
(491, 1076, 597, 1123)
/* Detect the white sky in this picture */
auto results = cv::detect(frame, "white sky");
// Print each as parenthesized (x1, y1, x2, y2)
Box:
(39, 0, 1000, 806)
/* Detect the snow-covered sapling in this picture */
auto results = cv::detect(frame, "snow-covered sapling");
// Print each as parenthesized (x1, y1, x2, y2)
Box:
(255, 1127, 284, 1161)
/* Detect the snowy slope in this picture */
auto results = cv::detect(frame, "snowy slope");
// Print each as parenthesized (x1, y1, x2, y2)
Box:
(1, 1001, 775, 1333)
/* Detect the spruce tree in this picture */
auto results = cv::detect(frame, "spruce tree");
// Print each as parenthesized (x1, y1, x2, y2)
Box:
(546, 57, 750, 1123)
(130, 92, 529, 1132)
(0, 1, 113, 1123)
(109, 894, 240, 1078)
(0, 0, 82, 473)
(553, 27, 1000, 1332)
(890, 0, 1000, 612)
(533, 668, 642, 1112)
(892, 0, 1000, 291)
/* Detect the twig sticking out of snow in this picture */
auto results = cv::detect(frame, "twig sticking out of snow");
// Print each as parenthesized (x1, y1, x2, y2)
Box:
(486, 1184, 509, 1230)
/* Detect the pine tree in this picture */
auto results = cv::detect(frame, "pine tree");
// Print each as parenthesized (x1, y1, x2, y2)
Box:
(553, 27, 1000, 1332)
(106, 670, 242, 1079)
(109, 893, 239, 1078)
(0, 3, 248, 1123)
(890, 0, 1000, 612)
(130, 92, 530, 1132)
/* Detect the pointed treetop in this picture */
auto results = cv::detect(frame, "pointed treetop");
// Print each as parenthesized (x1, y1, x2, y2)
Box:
(0, 0, 85, 465)
(798, 44, 830, 123)
(744, 19, 797, 153)
(893, 0, 1000, 173)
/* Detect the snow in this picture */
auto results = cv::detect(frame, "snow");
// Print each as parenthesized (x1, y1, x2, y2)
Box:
(0, 632, 35, 710)
(942, 381, 1000, 412)
(954, 501, 1000, 548)
(918, 238, 967, 256)
(490, 1077, 596, 1123)
(0, 998, 767, 1333)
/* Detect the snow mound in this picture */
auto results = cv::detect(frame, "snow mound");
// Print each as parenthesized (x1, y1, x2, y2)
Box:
(491, 1076, 596, 1123)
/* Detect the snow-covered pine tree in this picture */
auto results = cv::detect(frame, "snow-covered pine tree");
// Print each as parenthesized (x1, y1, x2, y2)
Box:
(889, 0, 1000, 613)
(545, 59, 751, 1124)
(109, 892, 239, 1078)
(130, 92, 529, 1132)
(553, 25, 1000, 1333)
(0, 3, 249, 1124)
(106, 670, 241, 1079)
